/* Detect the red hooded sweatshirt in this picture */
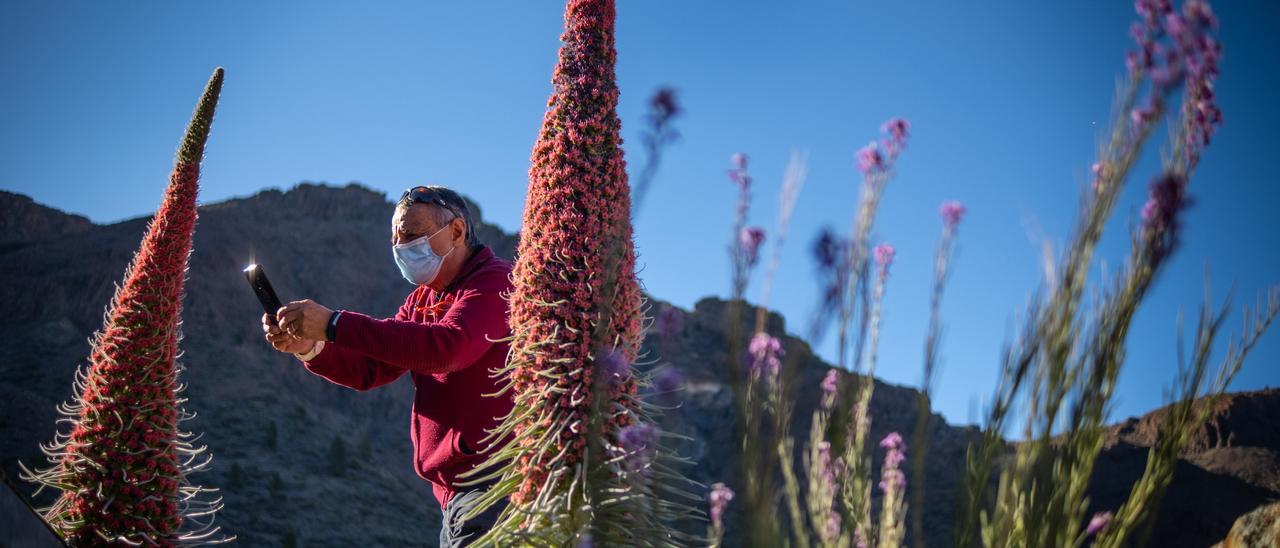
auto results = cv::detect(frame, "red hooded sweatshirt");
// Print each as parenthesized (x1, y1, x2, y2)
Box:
(299, 244, 515, 507)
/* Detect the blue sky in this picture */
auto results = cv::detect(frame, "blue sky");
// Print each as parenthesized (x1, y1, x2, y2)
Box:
(2, 1, 1277, 427)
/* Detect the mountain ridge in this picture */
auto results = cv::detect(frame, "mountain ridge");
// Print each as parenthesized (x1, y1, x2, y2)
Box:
(0, 183, 1273, 547)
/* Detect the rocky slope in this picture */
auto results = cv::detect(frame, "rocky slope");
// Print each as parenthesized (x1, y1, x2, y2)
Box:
(0, 190, 91, 248)
(0, 184, 1274, 546)
(1089, 389, 1280, 547)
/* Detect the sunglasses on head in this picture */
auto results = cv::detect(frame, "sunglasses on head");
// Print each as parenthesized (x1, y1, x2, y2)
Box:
(400, 186, 460, 216)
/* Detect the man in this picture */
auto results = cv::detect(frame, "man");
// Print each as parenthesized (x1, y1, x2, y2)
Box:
(261, 185, 515, 546)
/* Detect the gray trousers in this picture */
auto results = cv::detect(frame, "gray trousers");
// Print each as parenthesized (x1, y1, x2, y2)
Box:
(439, 484, 507, 547)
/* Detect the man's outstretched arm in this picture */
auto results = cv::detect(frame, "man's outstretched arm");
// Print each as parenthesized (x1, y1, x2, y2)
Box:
(273, 272, 510, 378)
(325, 273, 510, 376)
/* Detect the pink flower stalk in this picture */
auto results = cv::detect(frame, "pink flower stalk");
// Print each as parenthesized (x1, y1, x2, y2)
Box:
(1086, 511, 1114, 535)
(1182, 0, 1216, 28)
(1130, 0, 1172, 73)
(748, 332, 784, 380)
(21, 68, 227, 546)
(632, 86, 682, 211)
(878, 432, 908, 492)
(649, 87, 680, 121)
(1091, 162, 1107, 191)
(1140, 172, 1193, 265)
(810, 229, 853, 340)
(814, 229, 846, 271)
(740, 226, 766, 267)
(856, 142, 884, 174)
(1130, 100, 1161, 130)
(1134, 0, 1168, 26)
(816, 441, 842, 487)
(1140, 173, 1190, 230)
(876, 431, 908, 546)
(821, 369, 839, 409)
(874, 243, 896, 274)
(824, 511, 843, 543)
(727, 153, 757, 299)
(709, 482, 735, 531)
(880, 117, 911, 157)
(728, 153, 752, 192)
(878, 467, 907, 495)
(880, 432, 905, 452)
(881, 117, 910, 143)
(1162, 0, 1223, 167)
(1125, 0, 1224, 169)
(1182, 39, 1223, 167)
(940, 200, 967, 231)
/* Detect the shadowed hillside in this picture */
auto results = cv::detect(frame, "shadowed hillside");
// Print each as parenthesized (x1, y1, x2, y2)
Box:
(0, 190, 91, 249)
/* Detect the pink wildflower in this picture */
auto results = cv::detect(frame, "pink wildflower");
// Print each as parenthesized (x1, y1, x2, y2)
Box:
(709, 482, 735, 531)
(940, 200, 966, 230)
(748, 332, 784, 380)
(740, 226, 766, 267)
(821, 369, 839, 409)
(1086, 511, 1113, 535)
(880, 117, 911, 156)
(856, 142, 884, 174)
(874, 243, 896, 272)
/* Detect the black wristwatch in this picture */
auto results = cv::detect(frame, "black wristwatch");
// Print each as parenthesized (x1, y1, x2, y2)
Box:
(326, 310, 342, 342)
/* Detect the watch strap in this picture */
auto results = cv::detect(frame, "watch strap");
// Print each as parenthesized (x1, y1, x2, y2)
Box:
(326, 310, 342, 342)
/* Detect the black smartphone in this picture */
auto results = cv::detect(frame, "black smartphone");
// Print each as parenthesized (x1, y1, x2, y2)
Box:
(243, 264, 283, 324)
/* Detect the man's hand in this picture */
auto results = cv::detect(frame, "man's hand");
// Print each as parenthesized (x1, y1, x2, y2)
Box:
(276, 299, 334, 342)
(262, 313, 314, 354)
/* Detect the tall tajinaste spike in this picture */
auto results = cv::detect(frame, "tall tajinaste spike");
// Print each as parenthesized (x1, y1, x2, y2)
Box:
(462, 1, 699, 544)
(20, 67, 231, 546)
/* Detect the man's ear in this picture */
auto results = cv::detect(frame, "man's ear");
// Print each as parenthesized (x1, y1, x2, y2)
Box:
(452, 216, 467, 245)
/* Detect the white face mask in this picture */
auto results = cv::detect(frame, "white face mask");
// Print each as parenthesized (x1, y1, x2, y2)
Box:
(392, 224, 455, 286)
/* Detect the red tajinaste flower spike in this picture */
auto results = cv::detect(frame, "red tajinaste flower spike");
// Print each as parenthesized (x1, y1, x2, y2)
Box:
(461, 1, 696, 544)
(20, 68, 231, 546)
